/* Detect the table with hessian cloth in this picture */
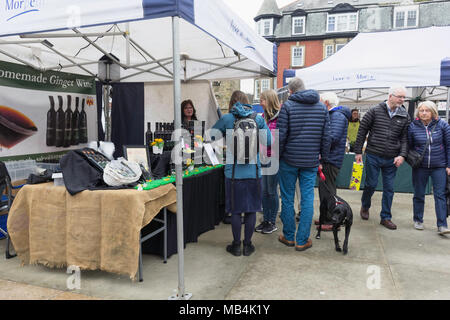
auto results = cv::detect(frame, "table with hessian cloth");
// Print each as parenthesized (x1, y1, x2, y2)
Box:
(7, 182, 177, 280)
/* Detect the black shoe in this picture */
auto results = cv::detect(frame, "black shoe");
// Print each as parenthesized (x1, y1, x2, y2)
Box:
(226, 241, 241, 256)
(255, 221, 269, 233)
(243, 242, 255, 256)
(262, 222, 278, 234)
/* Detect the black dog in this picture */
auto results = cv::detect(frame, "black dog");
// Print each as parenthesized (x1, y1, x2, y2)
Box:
(316, 194, 353, 254)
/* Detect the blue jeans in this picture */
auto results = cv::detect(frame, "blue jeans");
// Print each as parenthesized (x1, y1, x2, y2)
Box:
(262, 172, 279, 224)
(412, 167, 448, 228)
(361, 153, 397, 221)
(279, 160, 317, 245)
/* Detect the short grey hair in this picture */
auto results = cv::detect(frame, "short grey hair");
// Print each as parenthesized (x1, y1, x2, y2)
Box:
(388, 85, 407, 96)
(415, 100, 439, 119)
(320, 92, 339, 108)
(288, 77, 305, 93)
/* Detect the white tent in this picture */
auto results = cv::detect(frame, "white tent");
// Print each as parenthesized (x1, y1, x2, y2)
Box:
(292, 26, 450, 91)
(0, 0, 277, 299)
(0, 0, 276, 82)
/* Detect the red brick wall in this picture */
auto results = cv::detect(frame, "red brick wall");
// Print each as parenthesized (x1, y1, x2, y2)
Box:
(277, 40, 324, 88)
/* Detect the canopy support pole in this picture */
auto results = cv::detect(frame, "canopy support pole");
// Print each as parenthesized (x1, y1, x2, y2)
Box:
(168, 15, 191, 301)
(446, 87, 450, 123)
(104, 80, 111, 142)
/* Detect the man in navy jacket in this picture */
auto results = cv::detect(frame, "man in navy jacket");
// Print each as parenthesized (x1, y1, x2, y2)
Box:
(316, 92, 351, 230)
(277, 77, 331, 251)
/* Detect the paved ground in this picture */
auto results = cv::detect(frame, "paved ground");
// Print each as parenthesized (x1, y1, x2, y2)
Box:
(0, 189, 449, 300)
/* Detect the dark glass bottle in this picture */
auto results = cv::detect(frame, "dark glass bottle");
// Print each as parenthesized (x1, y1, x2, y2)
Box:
(154, 122, 160, 140)
(79, 98, 88, 143)
(145, 122, 153, 148)
(63, 95, 73, 147)
(55, 95, 65, 147)
(71, 97, 80, 145)
(46, 96, 56, 146)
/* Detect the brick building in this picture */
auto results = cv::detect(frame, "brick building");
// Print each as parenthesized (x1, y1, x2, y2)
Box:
(254, 0, 450, 97)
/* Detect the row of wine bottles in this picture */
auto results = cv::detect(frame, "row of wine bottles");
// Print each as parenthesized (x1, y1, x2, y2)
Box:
(145, 122, 176, 151)
(46, 95, 88, 147)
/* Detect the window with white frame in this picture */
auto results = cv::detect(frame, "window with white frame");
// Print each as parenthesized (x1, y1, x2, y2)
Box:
(292, 16, 306, 35)
(327, 13, 358, 32)
(291, 46, 304, 67)
(394, 6, 418, 29)
(254, 79, 271, 100)
(325, 44, 334, 58)
(256, 19, 274, 36)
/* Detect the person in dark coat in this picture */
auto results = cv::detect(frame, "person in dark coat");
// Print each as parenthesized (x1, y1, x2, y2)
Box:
(408, 101, 450, 235)
(276, 77, 331, 251)
(354, 85, 411, 230)
(316, 92, 351, 231)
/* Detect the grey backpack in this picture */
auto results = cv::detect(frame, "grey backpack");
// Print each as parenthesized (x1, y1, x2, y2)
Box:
(231, 113, 259, 165)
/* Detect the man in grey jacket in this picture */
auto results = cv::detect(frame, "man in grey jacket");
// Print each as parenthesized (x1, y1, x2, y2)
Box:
(354, 85, 411, 230)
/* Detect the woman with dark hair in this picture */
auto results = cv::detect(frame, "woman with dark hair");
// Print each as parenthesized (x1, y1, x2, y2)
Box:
(212, 90, 271, 257)
(181, 99, 198, 126)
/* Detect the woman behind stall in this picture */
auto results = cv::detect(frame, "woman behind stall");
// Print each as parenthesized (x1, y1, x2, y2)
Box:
(181, 99, 198, 126)
(408, 101, 450, 235)
(212, 90, 271, 256)
(255, 89, 280, 234)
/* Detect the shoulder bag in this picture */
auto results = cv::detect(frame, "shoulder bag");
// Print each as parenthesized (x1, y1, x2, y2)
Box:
(406, 123, 437, 169)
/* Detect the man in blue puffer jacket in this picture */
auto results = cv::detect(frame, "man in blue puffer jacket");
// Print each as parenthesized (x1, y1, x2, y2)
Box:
(316, 92, 351, 231)
(277, 77, 331, 251)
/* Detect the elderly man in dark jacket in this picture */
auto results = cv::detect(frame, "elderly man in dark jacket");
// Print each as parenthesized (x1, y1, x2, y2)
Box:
(277, 77, 331, 251)
(316, 92, 351, 231)
(354, 85, 411, 230)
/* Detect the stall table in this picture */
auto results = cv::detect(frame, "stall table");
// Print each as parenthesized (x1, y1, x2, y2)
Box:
(7, 182, 177, 280)
(141, 166, 225, 257)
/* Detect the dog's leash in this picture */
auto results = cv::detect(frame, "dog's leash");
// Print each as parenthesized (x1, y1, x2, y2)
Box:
(318, 166, 343, 205)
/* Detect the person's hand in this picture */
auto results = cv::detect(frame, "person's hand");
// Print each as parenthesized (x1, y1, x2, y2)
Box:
(446, 168, 450, 176)
(393, 156, 404, 168)
(355, 154, 363, 164)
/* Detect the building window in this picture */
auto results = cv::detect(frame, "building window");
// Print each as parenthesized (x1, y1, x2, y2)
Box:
(327, 13, 358, 32)
(256, 19, 273, 36)
(292, 16, 306, 35)
(291, 46, 305, 67)
(254, 79, 270, 100)
(325, 45, 334, 58)
(394, 6, 418, 29)
(336, 43, 346, 51)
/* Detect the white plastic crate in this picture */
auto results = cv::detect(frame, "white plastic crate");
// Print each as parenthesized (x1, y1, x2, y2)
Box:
(36, 162, 61, 172)
(4, 160, 37, 181)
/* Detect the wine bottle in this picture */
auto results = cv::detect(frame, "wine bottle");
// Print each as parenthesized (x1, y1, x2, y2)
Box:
(71, 97, 80, 145)
(46, 96, 56, 146)
(145, 122, 153, 148)
(63, 95, 73, 147)
(79, 98, 88, 143)
(55, 95, 65, 147)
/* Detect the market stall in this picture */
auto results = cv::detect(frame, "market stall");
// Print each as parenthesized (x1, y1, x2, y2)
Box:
(0, 0, 276, 298)
(281, 26, 450, 193)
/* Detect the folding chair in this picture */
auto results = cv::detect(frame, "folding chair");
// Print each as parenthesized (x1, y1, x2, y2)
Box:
(0, 161, 23, 259)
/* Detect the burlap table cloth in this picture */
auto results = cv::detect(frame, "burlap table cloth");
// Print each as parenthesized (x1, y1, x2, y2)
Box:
(7, 182, 177, 280)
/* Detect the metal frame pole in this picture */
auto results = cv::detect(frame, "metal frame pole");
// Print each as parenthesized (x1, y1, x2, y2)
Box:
(168, 15, 191, 301)
(446, 87, 450, 123)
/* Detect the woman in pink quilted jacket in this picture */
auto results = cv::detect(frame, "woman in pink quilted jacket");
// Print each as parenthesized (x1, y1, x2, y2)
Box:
(255, 89, 281, 235)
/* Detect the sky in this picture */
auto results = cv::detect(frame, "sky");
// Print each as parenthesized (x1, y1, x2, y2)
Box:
(223, 0, 295, 27)
(221, 0, 296, 94)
